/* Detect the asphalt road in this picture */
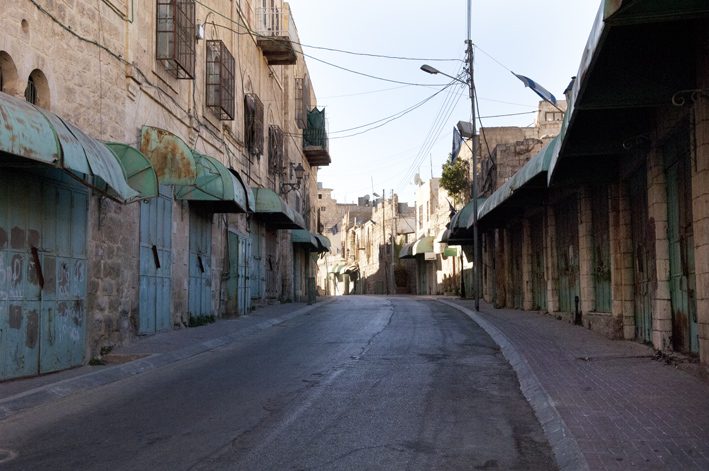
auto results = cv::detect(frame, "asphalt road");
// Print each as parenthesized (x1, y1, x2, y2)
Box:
(0, 296, 556, 470)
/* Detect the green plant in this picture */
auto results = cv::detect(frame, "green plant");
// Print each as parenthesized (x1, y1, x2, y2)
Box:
(440, 157, 471, 205)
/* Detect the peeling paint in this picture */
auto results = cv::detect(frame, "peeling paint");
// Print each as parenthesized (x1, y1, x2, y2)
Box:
(8, 305, 22, 329)
(10, 227, 24, 249)
(25, 310, 38, 348)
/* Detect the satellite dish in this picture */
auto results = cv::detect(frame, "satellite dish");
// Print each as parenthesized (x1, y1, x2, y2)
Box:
(413, 174, 423, 185)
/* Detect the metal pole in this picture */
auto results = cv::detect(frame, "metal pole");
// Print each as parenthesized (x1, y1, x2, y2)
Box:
(466, 0, 480, 311)
(382, 189, 388, 294)
(390, 189, 396, 294)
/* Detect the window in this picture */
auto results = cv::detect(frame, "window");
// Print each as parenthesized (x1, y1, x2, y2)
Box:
(318, 194, 322, 199)
(24, 70, 49, 108)
(24, 76, 37, 104)
(156, 0, 195, 79)
(295, 76, 311, 129)
(545, 111, 563, 122)
(268, 125, 283, 174)
(245, 94, 264, 156)
(321, 206, 326, 212)
(206, 40, 235, 120)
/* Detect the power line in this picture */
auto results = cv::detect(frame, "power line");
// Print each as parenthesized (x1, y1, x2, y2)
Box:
(329, 82, 456, 135)
(300, 43, 461, 62)
(302, 52, 448, 87)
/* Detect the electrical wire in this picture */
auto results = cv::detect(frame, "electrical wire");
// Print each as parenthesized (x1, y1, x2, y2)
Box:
(328, 81, 456, 135)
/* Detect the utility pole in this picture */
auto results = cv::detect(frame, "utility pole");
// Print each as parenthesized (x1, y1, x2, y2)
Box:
(466, 0, 480, 312)
(390, 189, 396, 294)
(382, 188, 389, 294)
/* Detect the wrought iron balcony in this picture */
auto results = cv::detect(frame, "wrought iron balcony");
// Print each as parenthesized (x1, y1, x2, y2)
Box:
(255, 5, 297, 65)
(303, 108, 331, 166)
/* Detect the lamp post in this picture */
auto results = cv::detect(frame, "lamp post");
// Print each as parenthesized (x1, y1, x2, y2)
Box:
(421, 41, 480, 311)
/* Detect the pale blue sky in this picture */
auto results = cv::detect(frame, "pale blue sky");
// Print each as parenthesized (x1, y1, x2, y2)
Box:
(285, 1, 601, 204)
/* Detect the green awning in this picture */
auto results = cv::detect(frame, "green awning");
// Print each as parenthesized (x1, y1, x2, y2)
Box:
(104, 143, 159, 200)
(139, 126, 197, 185)
(399, 242, 415, 259)
(0, 91, 139, 202)
(548, 2, 709, 186)
(252, 187, 305, 229)
(291, 229, 319, 251)
(412, 236, 435, 256)
(314, 234, 331, 253)
(329, 261, 346, 274)
(175, 152, 248, 213)
(478, 136, 559, 221)
(444, 197, 485, 245)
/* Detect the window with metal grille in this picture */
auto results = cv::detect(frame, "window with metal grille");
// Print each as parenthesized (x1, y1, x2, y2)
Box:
(206, 40, 235, 120)
(24, 76, 37, 104)
(268, 125, 284, 174)
(156, 0, 195, 79)
(245, 93, 264, 156)
(294, 76, 310, 129)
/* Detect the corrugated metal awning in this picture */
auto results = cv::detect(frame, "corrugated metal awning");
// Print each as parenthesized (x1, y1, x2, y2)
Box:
(0, 91, 140, 202)
(104, 143, 159, 200)
(399, 242, 415, 259)
(291, 229, 319, 251)
(314, 234, 331, 253)
(139, 126, 197, 185)
(175, 152, 249, 213)
(252, 187, 305, 229)
(412, 236, 434, 256)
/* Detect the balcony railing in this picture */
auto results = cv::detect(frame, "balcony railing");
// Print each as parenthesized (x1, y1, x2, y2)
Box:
(255, 5, 297, 65)
(303, 108, 331, 166)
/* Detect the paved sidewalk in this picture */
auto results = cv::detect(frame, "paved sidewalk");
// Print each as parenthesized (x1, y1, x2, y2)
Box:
(442, 298, 709, 471)
(0, 299, 333, 420)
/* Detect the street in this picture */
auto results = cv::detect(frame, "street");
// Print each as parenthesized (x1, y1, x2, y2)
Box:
(0, 296, 555, 470)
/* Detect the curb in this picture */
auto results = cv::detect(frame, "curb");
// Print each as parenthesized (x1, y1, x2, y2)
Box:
(437, 299, 588, 471)
(0, 300, 334, 422)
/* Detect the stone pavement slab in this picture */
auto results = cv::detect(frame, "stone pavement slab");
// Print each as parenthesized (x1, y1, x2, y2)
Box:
(442, 298, 709, 471)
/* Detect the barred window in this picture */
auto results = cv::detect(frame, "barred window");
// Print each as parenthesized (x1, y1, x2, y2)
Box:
(156, 0, 195, 79)
(294, 76, 310, 129)
(206, 40, 235, 120)
(24, 76, 37, 104)
(245, 93, 264, 157)
(268, 125, 284, 174)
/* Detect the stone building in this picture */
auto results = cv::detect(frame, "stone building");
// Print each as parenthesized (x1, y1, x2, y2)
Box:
(0, 0, 329, 380)
(471, 4, 709, 365)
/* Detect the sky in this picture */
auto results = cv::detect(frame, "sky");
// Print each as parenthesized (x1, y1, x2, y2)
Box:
(285, 1, 601, 204)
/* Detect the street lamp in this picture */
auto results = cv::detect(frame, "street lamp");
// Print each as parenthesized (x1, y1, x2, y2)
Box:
(280, 162, 305, 195)
(421, 39, 481, 312)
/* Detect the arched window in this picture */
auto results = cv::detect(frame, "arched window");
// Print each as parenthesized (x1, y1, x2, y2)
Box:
(24, 76, 37, 104)
(24, 69, 49, 109)
(0, 51, 19, 95)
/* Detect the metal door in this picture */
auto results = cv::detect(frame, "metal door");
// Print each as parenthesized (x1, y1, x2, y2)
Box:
(265, 229, 279, 300)
(591, 186, 611, 312)
(555, 198, 580, 313)
(1, 168, 87, 380)
(664, 127, 698, 353)
(529, 214, 546, 310)
(226, 230, 252, 316)
(629, 167, 652, 343)
(250, 222, 263, 301)
(189, 210, 212, 318)
(138, 186, 172, 334)
(510, 225, 523, 309)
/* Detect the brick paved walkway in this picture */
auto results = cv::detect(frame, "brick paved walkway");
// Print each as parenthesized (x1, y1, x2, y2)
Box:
(444, 299, 709, 471)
